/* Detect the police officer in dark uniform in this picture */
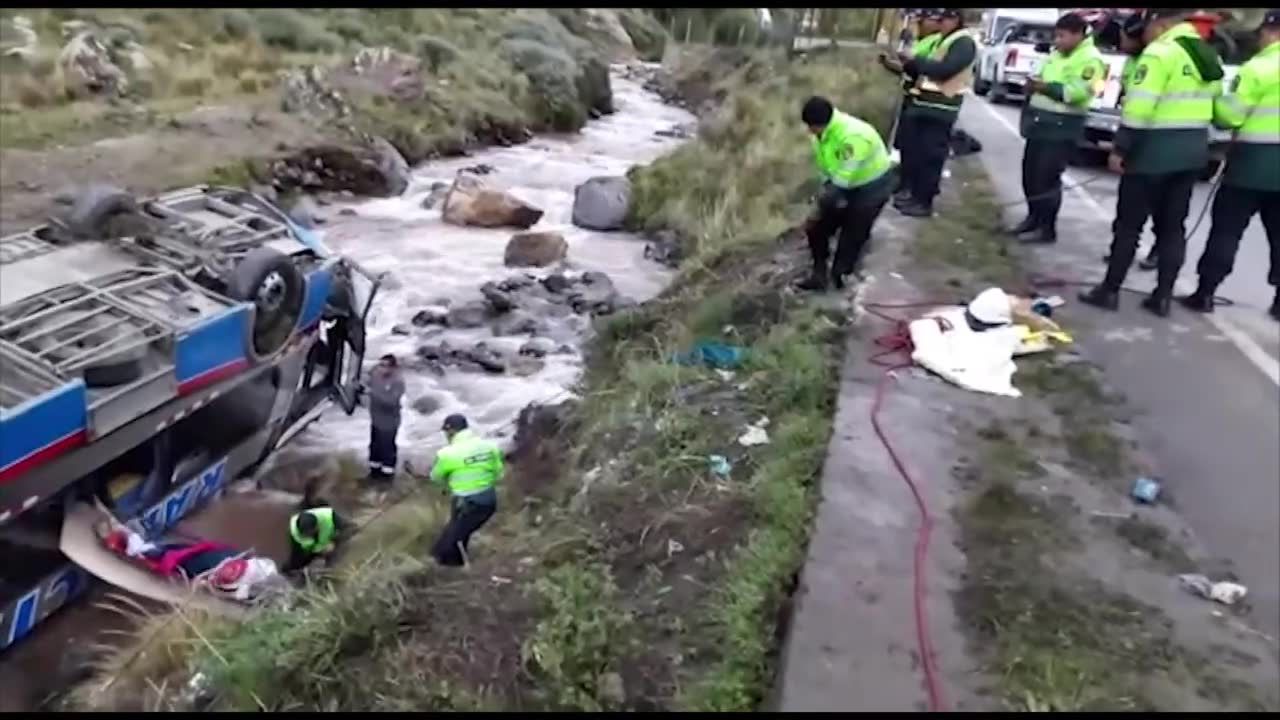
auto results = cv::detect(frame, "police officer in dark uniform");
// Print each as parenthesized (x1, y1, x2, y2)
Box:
(1180, 9, 1280, 320)
(1102, 12, 1159, 268)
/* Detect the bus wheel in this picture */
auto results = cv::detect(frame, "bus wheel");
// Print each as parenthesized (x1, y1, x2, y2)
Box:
(228, 247, 305, 360)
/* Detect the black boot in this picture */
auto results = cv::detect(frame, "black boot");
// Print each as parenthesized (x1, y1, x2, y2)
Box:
(1078, 284, 1120, 311)
(1018, 226, 1056, 245)
(796, 265, 828, 292)
(1140, 291, 1172, 318)
(1178, 284, 1216, 313)
(892, 187, 913, 204)
(1270, 290, 1280, 321)
(1007, 215, 1037, 235)
(1138, 249, 1159, 271)
(831, 271, 846, 290)
(897, 199, 933, 218)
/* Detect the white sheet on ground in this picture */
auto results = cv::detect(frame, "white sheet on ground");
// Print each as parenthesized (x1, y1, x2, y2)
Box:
(59, 502, 249, 617)
(909, 306, 1023, 397)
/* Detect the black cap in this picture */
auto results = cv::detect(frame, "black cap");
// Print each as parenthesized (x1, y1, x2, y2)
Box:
(1262, 9, 1280, 28)
(1146, 9, 1186, 22)
(442, 413, 468, 432)
(1121, 12, 1146, 38)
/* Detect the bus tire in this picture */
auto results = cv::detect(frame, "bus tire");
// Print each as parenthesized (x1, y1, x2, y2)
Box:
(227, 247, 305, 360)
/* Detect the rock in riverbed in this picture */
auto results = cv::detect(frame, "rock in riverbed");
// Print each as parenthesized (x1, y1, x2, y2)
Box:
(443, 172, 543, 229)
(571, 176, 631, 231)
(504, 231, 568, 267)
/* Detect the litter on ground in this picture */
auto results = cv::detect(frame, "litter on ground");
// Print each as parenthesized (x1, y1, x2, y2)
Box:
(1179, 573, 1249, 605)
(672, 341, 747, 370)
(708, 454, 732, 477)
(737, 417, 771, 447)
(1131, 476, 1163, 504)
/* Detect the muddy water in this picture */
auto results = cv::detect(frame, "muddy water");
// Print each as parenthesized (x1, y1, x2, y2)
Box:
(285, 68, 694, 469)
(0, 66, 693, 709)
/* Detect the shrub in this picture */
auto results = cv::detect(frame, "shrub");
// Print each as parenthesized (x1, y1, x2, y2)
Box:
(217, 8, 256, 41)
(618, 9, 667, 61)
(415, 33, 460, 71)
(331, 17, 369, 45)
(500, 37, 586, 131)
(253, 8, 341, 53)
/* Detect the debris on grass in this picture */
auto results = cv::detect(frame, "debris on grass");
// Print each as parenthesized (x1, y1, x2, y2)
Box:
(1179, 574, 1249, 606)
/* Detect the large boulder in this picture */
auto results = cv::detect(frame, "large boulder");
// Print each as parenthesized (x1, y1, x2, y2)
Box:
(58, 30, 127, 98)
(442, 173, 543, 229)
(270, 139, 409, 197)
(581, 9, 637, 62)
(571, 176, 631, 231)
(504, 231, 568, 267)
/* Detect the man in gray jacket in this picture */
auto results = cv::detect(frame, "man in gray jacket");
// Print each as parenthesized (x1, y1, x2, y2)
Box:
(366, 353, 406, 482)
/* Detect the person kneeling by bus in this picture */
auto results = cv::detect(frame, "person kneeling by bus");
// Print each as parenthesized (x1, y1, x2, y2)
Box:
(429, 413, 502, 567)
(284, 504, 347, 573)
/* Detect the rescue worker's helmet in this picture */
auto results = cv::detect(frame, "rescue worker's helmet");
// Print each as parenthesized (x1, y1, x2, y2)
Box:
(442, 413, 469, 432)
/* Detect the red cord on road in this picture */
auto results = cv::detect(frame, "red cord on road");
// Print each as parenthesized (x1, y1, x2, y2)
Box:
(864, 301, 949, 712)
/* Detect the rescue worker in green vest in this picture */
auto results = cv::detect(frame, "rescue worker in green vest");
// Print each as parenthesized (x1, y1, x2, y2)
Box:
(798, 95, 896, 292)
(1012, 13, 1106, 245)
(1080, 9, 1224, 317)
(894, 8, 977, 218)
(429, 413, 502, 567)
(1103, 12, 1161, 268)
(880, 9, 943, 200)
(1180, 9, 1280, 320)
(285, 504, 348, 573)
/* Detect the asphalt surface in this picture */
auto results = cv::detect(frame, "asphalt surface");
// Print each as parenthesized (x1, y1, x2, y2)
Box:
(960, 96, 1280, 641)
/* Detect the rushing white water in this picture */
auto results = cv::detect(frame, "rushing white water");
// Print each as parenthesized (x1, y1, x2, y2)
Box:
(286, 68, 695, 471)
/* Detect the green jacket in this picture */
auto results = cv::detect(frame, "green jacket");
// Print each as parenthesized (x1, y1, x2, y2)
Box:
(290, 507, 337, 554)
(1213, 40, 1280, 191)
(901, 33, 943, 93)
(903, 28, 977, 125)
(1021, 35, 1106, 141)
(1113, 22, 1224, 174)
(430, 429, 503, 497)
(811, 110, 891, 189)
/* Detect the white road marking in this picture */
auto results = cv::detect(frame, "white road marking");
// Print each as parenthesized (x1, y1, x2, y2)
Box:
(977, 101, 1280, 386)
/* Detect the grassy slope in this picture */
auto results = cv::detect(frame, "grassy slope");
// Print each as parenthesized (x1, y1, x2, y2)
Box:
(67, 44, 898, 712)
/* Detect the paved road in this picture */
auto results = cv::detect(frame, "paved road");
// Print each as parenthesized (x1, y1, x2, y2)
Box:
(960, 96, 1280, 641)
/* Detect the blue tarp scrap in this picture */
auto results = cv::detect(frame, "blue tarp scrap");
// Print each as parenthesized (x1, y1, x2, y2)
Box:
(671, 341, 748, 370)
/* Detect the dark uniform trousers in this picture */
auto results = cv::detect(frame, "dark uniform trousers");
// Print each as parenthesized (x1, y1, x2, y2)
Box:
(1104, 170, 1198, 294)
(1020, 138, 1074, 234)
(902, 113, 955, 207)
(892, 103, 913, 192)
(432, 492, 497, 567)
(1196, 186, 1280, 290)
(807, 172, 895, 277)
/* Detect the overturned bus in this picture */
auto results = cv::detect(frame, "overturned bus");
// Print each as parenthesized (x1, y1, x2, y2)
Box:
(0, 185, 381, 651)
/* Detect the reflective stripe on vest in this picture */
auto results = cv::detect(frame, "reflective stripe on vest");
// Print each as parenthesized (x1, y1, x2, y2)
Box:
(903, 33, 943, 93)
(1215, 41, 1280, 145)
(1120, 23, 1218, 133)
(435, 431, 500, 496)
(290, 507, 335, 554)
(812, 111, 891, 189)
(914, 28, 974, 104)
(1029, 35, 1106, 117)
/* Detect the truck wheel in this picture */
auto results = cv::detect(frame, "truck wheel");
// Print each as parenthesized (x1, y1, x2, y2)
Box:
(58, 185, 139, 239)
(972, 68, 991, 96)
(227, 247, 305, 359)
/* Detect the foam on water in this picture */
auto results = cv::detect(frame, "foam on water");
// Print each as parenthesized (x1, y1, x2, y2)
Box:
(289, 67, 694, 469)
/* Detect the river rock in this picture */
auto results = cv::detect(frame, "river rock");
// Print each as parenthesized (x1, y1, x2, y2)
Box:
(643, 229, 684, 268)
(446, 301, 489, 329)
(442, 173, 543, 229)
(420, 181, 449, 210)
(411, 395, 441, 415)
(542, 272, 574, 294)
(411, 308, 448, 327)
(519, 337, 557, 358)
(271, 141, 409, 197)
(509, 355, 546, 378)
(571, 176, 631, 231)
(465, 342, 506, 374)
(391, 323, 411, 336)
(480, 281, 517, 314)
(491, 311, 545, 337)
(504, 231, 568, 268)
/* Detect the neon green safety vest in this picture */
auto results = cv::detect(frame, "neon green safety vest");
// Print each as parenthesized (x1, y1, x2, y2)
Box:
(902, 33, 942, 93)
(1118, 22, 1223, 173)
(290, 507, 336, 554)
(910, 28, 975, 113)
(1213, 39, 1280, 191)
(1030, 35, 1105, 116)
(811, 110, 891, 189)
(429, 430, 503, 497)
(1121, 54, 1140, 92)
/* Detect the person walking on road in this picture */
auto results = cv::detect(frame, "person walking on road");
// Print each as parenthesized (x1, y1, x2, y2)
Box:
(797, 96, 895, 292)
(1080, 9, 1224, 317)
(429, 413, 502, 567)
(1012, 13, 1105, 245)
(366, 353, 405, 483)
(880, 9, 943, 201)
(1180, 10, 1280, 320)
(893, 8, 976, 219)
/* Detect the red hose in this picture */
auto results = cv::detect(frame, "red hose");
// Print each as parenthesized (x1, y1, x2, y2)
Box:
(863, 300, 949, 712)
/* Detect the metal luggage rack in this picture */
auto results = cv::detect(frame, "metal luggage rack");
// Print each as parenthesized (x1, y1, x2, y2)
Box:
(115, 187, 299, 276)
(0, 267, 230, 411)
(0, 228, 60, 266)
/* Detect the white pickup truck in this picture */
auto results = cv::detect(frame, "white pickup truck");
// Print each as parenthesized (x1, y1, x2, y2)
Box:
(973, 8, 1061, 103)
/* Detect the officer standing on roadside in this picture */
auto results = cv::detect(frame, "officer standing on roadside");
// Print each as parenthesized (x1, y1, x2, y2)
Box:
(893, 8, 976, 218)
(429, 413, 502, 567)
(1101, 12, 1158, 267)
(797, 96, 896, 292)
(880, 9, 943, 201)
(1180, 10, 1280, 320)
(1011, 13, 1105, 245)
(1080, 9, 1224, 317)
